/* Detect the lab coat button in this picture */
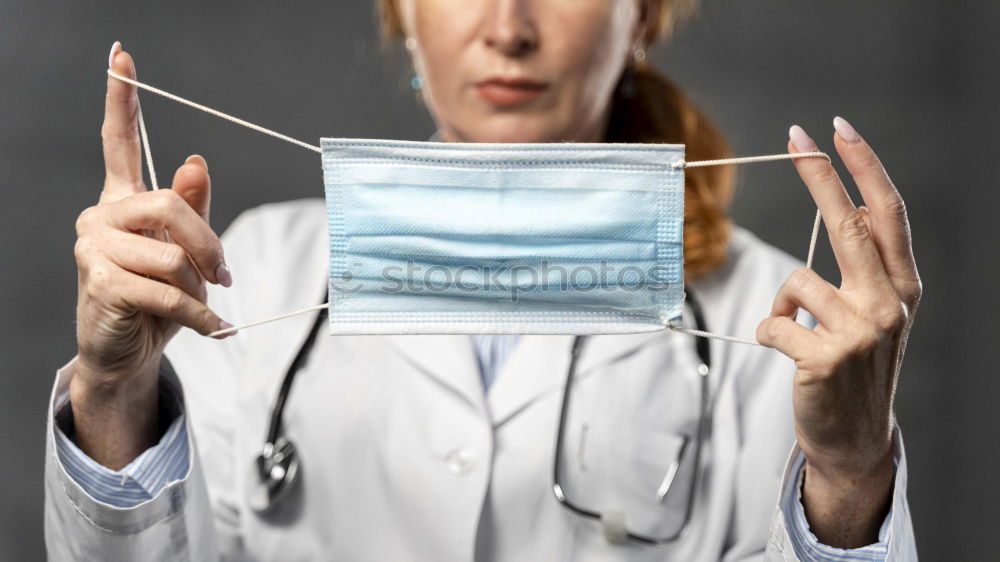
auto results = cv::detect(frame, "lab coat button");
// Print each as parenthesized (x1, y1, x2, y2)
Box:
(445, 448, 475, 475)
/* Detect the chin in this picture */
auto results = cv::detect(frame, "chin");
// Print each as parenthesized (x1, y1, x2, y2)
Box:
(452, 113, 577, 144)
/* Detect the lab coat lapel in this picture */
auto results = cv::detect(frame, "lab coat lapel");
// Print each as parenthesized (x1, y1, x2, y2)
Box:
(486, 330, 671, 427)
(385, 335, 486, 413)
(573, 330, 674, 377)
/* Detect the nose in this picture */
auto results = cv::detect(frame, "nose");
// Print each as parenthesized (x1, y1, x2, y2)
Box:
(483, 0, 538, 57)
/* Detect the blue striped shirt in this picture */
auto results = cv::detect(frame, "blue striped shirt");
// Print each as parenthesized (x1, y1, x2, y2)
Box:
(782, 445, 894, 560)
(53, 375, 189, 507)
(54, 340, 893, 560)
(471, 334, 521, 390)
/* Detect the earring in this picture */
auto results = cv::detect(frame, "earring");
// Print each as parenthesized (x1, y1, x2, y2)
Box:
(405, 37, 418, 51)
(619, 47, 646, 99)
(411, 74, 424, 90)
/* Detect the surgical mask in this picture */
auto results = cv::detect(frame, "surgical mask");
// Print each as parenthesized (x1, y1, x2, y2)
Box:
(322, 139, 685, 334)
(107, 69, 829, 343)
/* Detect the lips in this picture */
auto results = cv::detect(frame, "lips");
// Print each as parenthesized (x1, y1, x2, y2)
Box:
(475, 77, 548, 107)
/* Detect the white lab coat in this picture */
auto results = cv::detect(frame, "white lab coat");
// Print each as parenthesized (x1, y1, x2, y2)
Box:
(44, 199, 916, 561)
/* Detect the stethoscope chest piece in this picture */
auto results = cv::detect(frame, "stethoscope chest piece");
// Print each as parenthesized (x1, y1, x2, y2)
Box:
(248, 437, 300, 514)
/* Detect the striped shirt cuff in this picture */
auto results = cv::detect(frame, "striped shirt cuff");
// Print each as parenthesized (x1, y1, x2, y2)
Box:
(52, 375, 191, 508)
(782, 436, 898, 561)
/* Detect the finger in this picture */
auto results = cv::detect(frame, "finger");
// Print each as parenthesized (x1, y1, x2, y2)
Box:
(101, 42, 144, 202)
(96, 230, 206, 301)
(111, 265, 229, 337)
(756, 315, 822, 361)
(105, 190, 231, 286)
(858, 205, 872, 232)
(172, 155, 212, 225)
(772, 267, 853, 330)
(788, 125, 891, 290)
(832, 117, 921, 305)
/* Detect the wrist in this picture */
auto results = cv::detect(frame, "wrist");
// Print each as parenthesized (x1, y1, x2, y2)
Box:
(800, 444, 895, 548)
(68, 357, 162, 470)
(73, 352, 161, 399)
(796, 418, 895, 481)
(804, 444, 894, 497)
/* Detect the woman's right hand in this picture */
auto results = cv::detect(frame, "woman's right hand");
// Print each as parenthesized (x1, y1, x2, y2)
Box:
(73, 44, 233, 406)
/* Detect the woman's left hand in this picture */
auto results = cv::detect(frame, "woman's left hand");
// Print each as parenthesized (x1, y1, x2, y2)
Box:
(756, 117, 921, 548)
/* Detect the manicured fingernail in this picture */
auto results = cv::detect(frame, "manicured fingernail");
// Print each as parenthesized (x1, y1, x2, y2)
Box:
(185, 154, 208, 171)
(108, 41, 122, 69)
(833, 116, 861, 143)
(214, 320, 236, 339)
(215, 261, 233, 287)
(789, 125, 818, 152)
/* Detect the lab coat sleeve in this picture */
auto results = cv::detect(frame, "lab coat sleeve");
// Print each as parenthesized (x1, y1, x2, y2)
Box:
(51, 374, 188, 508)
(43, 207, 268, 561)
(43, 358, 220, 561)
(767, 427, 916, 561)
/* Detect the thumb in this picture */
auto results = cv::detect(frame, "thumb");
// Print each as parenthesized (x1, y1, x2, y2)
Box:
(171, 154, 212, 224)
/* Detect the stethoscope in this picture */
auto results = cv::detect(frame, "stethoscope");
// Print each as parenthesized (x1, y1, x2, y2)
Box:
(248, 292, 712, 546)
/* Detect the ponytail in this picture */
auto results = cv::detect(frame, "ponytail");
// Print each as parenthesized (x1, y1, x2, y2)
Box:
(606, 64, 735, 281)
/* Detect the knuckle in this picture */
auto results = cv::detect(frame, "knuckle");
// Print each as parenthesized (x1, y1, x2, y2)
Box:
(883, 193, 909, 224)
(154, 189, 184, 215)
(73, 237, 99, 267)
(836, 210, 871, 242)
(197, 308, 218, 335)
(158, 244, 189, 275)
(84, 262, 114, 300)
(874, 301, 908, 333)
(858, 152, 885, 176)
(908, 277, 923, 306)
(100, 99, 139, 138)
(191, 232, 221, 260)
(160, 286, 186, 316)
(100, 123, 139, 145)
(788, 267, 815, 292)
(194, 282, 208, 304)
(75, 206, 101, 235)
(813, 164, 840, 184)
(766, 318, 784, 341)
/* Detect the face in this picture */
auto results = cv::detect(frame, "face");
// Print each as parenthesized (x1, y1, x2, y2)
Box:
(397, 0, 649, 143)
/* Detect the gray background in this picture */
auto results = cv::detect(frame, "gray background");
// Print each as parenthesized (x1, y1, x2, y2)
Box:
(1, 1, 996, 559)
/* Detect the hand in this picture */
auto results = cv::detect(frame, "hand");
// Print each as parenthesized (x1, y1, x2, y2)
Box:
(76, 42, 233, 386)
(70, 43, 233, 467)
(756, 118, 921, 547)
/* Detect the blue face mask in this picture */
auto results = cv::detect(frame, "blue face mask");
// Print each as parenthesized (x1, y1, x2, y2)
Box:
(321, 139, 686, 335)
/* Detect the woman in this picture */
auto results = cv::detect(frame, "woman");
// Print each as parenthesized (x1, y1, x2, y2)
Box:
(45, 0, 920, 560)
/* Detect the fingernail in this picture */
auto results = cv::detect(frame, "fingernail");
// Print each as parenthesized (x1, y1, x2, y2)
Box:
(833, 116, 861, 143)
(185, 154, 208, 171)
(789, 125, 818, 152)
(215, 261, 233, 287)
(108, 41, 122, 69)
(214, 320, 237, 339)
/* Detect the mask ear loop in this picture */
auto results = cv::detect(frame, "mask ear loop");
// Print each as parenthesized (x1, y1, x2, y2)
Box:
(107, 70, 830, 343)
(665, 154, 829, 346)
